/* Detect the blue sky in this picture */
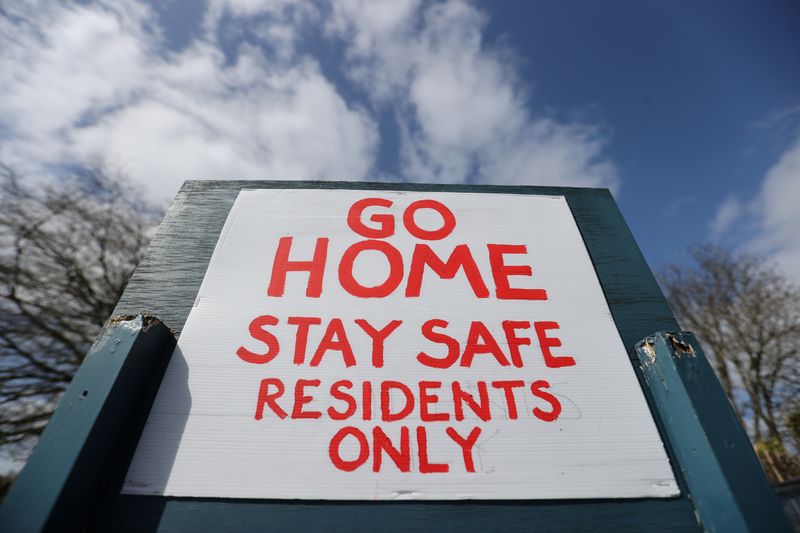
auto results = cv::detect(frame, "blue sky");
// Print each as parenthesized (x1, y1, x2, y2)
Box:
(1, 0, 799, 276)
(485, 1, 800, 269)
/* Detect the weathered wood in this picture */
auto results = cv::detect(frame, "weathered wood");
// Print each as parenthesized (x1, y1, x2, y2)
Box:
(0, 316, 176, 533)
(636, 331, 793, 533)
(93, 495, 698, 532)
(564, 189, 680, 359)
(102, 181, 702, 531)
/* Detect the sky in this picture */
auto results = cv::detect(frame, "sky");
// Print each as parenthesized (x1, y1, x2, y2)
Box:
(1, 0, 799, 278)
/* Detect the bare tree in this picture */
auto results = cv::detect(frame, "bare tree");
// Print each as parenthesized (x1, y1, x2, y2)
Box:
(660, 245, 800, 481)
(0, 164, 162, 462)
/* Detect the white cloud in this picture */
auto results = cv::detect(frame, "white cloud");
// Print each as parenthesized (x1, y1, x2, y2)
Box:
(327, 0, 618, 188)
(709, 122, 800, 281)
(0, 1, 149, 171)
(202, 0, 320, 62)
(1, 0, 617, 201)
(1, 0, 378, 200)
(750, 136, 800, 278)
(709, 195, 742, 240)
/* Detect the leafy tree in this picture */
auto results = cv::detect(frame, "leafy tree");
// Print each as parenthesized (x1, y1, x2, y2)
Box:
(0, 164, 161, 463)
(660, 244, 800, 481)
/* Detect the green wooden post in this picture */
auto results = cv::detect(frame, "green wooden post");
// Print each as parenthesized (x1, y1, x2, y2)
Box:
(635, 331, 793, 533)
(0, 315, 176, 533)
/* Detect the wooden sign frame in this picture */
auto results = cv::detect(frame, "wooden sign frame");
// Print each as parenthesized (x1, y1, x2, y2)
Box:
(1, 181, 791, 532)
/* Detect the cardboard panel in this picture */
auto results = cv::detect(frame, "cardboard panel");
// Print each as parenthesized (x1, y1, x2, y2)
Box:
(122, 189, 677, 500)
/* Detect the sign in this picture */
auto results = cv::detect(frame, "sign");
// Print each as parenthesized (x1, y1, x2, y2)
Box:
(122, 189, 678, 500)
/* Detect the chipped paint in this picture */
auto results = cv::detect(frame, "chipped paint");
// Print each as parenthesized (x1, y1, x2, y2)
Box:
(666, 333, 696, 358)
(636, 336, 669, 393)
(108, 314, 168, 333)
(638, 337, 657, 366)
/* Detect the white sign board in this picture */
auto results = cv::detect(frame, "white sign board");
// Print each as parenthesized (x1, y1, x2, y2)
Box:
(123, 189, 678, 500)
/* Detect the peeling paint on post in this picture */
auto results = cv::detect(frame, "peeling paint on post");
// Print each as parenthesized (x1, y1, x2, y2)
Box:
(635, 331, 793, 533)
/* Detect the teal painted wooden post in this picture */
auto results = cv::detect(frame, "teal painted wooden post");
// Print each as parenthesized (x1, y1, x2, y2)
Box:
(11, 182, 781, 532)
(93, 182, 700, 531)
(636, 331, 792, 533)
(0, 315, 176, 533)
